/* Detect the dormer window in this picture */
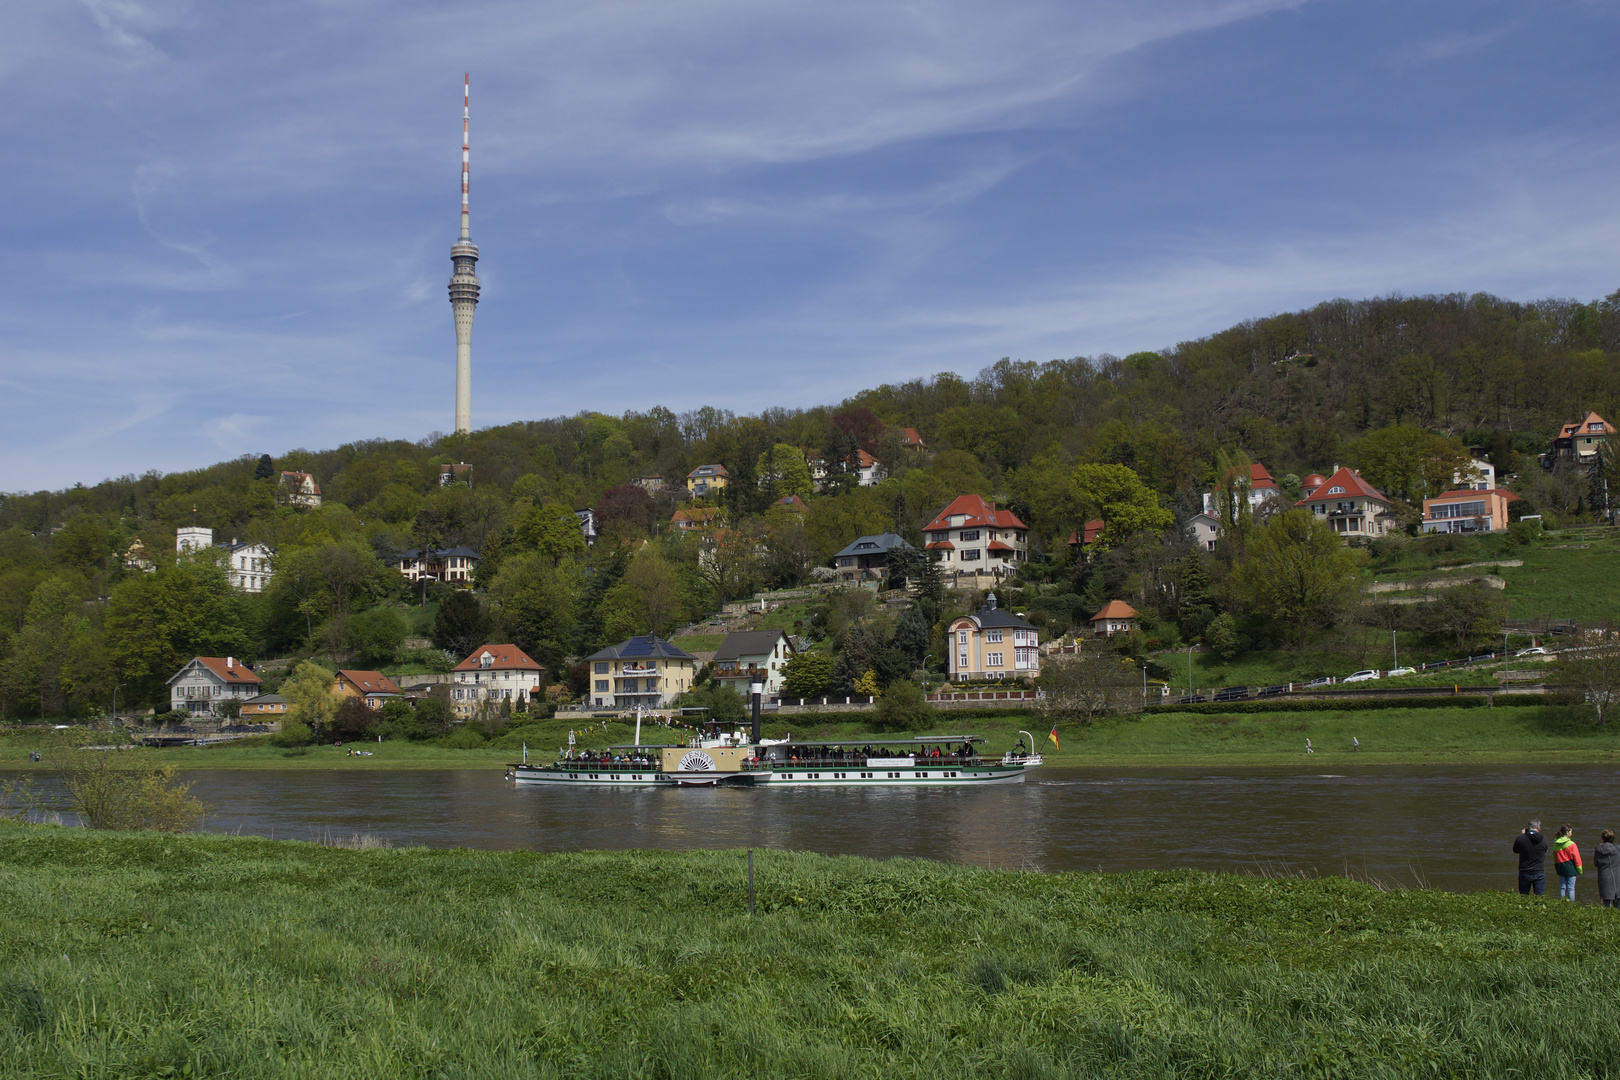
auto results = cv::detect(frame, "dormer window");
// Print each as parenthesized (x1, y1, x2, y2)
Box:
(1328, 486, 1345, 494)
(479, 653, 493, 669)
(1591, 423, 1605, 431)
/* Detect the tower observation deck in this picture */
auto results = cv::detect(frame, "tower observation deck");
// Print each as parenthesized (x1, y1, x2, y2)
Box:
(450, 74, 479, 435)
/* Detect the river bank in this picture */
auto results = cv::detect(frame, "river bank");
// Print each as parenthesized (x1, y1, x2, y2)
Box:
(2, 702, 1615, 769)
(0, 824, 1614, 1078)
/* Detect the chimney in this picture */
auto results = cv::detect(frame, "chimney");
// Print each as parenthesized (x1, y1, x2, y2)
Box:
(227, 656, 234, 669)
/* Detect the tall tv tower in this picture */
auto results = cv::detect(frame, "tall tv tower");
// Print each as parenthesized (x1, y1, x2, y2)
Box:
(449, 73, 480, 435)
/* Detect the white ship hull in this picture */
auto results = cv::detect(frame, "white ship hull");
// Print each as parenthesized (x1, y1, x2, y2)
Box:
(509, 758, 1040, 788)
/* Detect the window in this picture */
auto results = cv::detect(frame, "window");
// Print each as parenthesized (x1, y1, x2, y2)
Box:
(594, 680, 609, 692)
(986, 652, 1004, 667)
(1431, 501, 1486, 520)
(957, 631, 968, 644)
(987, 629, 1003, 643)
(959, 530, 980, 541)
(958, 653, 969, 668)
(594, 662, 609, 674)
(1328, 485, 1345, 494)
(961, 549, 981, 561)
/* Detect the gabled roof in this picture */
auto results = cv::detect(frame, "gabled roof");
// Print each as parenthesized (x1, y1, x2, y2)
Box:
(924, 494, 1027, 532)
(335, 670, 402, 695)
(1249, 463, 1277, 489)
(671, 507, 722, 525)
(1559, 412, 1616, 438)
(1090, 600, 1139, 622)
(243, 693, 285, 704)
(832, 532, 913, 559)
(1295, 467, 1390, 506)
(687, 463, 731, 479)
(713, 630, 793, 663)
(856, 449, 880, 469)
(894, 427, 926, 448)
(279, 470, 322, 495)
(453, 644, 544, 672)
(171, 657, 262, 687)
(586, 635, 698, 662)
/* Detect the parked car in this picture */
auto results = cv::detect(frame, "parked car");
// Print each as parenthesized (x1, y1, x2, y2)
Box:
(1517, 647, 1547, 657)
(1213, 686, 1250, 701)
(1257, 684, 1291, 697)
(1342, 670, 1381, 683)
(1172, 695, 1207, 705)
(1305, 676, 1335, 688)
(1386, 667, 1417, 678)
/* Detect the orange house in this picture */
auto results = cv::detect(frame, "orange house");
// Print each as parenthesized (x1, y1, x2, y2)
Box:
(333, 670, 402, 710)
(1090, 600, 1138, 636)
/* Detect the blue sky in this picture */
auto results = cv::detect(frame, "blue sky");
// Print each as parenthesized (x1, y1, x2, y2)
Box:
(3, 0, 1617, 490)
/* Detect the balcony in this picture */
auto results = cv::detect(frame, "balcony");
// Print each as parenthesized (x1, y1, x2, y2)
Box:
(715, 664, 768, 679)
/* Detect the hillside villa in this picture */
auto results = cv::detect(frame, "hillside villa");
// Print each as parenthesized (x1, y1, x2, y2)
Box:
(1421, 489, 1516, 534)
(924, 495, 1030, 575)
(711, 630, 796, 698)
(167, 657, 262, 718)
(831, 532, 914, 582)
(333, 670, 402, 710)
(1297, 467, 1396, 540)
(451, 644, 546, 718)
(1090, 600, 1138, 636)
(948, 593, 1040, 682)
(585, 635, 698, 709)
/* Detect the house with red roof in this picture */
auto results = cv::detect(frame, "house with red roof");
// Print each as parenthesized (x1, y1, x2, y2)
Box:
(333, 670, 402, 710)
(1295, 467, 1396, 540)
(892, 427, 928, 450)
(167, 656, 263, 718)
(451, 644, 547, 718)
(670, 506, 723, 532)
(923, 494, 1030, 574)
(1090, 600, 1139, 636)
(1202, 462, 1285, 518)
(278, 471, 322, 508)
(1549, 411, 1616, 466)
(1066, 519, 1106, 549)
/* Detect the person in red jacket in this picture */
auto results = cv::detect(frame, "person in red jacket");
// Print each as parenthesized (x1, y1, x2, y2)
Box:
(1554, 824, 1584, 901)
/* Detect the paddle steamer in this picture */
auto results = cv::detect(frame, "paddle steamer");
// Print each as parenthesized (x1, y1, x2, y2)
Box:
(508, 727, 1042, 788)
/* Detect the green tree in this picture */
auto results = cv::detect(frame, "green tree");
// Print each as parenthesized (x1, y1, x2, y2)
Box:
(780, 651, 834, 698)
(486, 552, 581, 673)
(280, 661, 338, 736)
(414, 691, 455, 738)
(346, 607, 405, 666)
(873, 678, 934, 731)
(1234, 510, 1363, 645)
(1205, 612, 1244, 662)
(622, 548, 685, 636)
(1423, 582, 1505, 650)
(331, 696, 379, 740)
(433, 591, 488, 661)
(513, 503, 588, 563)
(104, 561, 251, 710)
(1349, 425, 1472, 503)
(1070, 464, 1174, 549)
(755, 444, 815, 502)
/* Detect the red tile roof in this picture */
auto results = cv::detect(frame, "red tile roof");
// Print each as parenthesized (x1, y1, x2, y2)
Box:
(1296, 467, 1389, 506)
(453, 644, 545, 672)
(1249, 463, 1277, 489)
(1559, 412, 1616, 439)
(925, 540, 955, 550)
(924, 494, 1027, 533)
(1090, 600, 1138, 622)
(1066, 519, 1106, 546)
(895, 427, 926, 447)
(987, 540, 1015, 552)
(192, 657, 262, 685)
(335, 670, 402, 695)
(671, 507, 722, 526)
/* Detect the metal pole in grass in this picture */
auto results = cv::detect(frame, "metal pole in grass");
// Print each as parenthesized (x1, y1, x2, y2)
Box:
(748, 849, 755, 916)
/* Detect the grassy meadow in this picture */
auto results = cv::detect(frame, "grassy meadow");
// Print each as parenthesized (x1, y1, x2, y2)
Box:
(1, 825, 1617, 1078)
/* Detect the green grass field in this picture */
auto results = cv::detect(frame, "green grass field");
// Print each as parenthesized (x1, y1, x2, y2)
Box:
(0, 826, 1616, 1078)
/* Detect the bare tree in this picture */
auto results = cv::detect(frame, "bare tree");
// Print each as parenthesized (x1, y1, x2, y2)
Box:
(1556, 624, 1620, 726)
(1037, 653, 1142, 726)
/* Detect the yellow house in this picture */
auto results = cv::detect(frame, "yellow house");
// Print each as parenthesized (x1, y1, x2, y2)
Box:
(686, 464, 731, 497)
(333, 670, 402, 710)
(947, 593, 1041, 682)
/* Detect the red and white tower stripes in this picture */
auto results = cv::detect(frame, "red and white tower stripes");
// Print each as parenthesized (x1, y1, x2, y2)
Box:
(449, 72, 480, 435)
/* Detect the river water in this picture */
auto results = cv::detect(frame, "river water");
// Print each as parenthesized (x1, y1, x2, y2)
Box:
(25, 766, 1620, 893)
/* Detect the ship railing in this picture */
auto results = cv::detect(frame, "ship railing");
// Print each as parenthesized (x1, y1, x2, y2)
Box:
(760, 755, 994, 769)
(551, 760, 662, 771)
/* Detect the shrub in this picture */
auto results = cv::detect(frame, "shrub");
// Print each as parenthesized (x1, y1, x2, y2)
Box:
(50, 746, 210, 832)
(331, 697, 379, 741)
(439, 727, 486, 749)
(271, 720, 315, 747)
(874, 680, 935, 732)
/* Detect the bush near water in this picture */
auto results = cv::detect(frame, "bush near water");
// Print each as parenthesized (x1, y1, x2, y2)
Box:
(1, 825, 1617, 1079)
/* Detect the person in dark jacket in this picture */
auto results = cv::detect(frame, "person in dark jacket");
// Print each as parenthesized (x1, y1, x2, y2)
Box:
(1595, 830, 1620, 908)
(1513, 819, 1548, 896)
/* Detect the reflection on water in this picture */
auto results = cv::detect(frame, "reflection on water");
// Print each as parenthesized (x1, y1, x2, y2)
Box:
(23, 766, 1620, 892)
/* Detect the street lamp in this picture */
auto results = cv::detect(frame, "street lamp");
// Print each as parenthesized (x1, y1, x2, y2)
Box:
(749, 680, 764, 745)
(111, 682, 127, 724)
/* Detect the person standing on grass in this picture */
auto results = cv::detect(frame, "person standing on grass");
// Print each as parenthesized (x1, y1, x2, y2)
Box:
(1554, 825, 1584, 901)
(1594, 831, 1620, 908)
(1514, 820, 1548, 896)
